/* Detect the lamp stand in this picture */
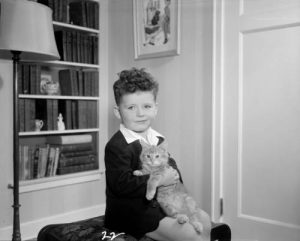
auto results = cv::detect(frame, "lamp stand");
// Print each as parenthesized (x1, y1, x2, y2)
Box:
(11, 50, 21, 241)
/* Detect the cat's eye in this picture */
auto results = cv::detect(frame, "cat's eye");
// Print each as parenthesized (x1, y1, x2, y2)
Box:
(146, 154, 150, 158)
(155, 155, 159, 158)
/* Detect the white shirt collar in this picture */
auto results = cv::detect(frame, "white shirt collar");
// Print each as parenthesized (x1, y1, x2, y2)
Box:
(120, 124, 164, 146)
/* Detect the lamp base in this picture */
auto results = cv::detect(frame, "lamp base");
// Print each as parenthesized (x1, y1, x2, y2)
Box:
(11, 51, 22, 241)
(12, 204, 21, 241)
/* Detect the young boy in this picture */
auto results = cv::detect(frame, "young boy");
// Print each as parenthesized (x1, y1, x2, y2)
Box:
(104, 68, 207, 241)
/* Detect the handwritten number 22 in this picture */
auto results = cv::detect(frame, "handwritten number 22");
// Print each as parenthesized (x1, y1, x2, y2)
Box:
(101, 231, 125, 240)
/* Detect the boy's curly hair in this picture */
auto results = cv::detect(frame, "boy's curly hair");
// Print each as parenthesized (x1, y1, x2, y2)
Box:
(113, 67, 159, 105)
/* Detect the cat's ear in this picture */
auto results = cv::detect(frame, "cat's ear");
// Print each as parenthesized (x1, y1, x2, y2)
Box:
(158, 140, 168, 150)
(139, 140, 150, 149)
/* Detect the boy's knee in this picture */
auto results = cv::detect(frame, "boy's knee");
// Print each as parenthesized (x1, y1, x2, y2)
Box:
(184, 232, 202, 241)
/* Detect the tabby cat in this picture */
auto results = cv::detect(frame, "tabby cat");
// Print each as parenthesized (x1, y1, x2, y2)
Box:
(133, 141, 211, 239)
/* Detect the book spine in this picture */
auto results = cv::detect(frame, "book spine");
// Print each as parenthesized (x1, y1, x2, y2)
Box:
(52, 99, 58, 130)
(51, 147, 60, 176)
(29, 65, 37, 94)
(46, 99, 53, 130)
(24, 99, 35, 131)
(56, 162, 98, 175)
(36, 65, 42, 95)
(60, 150, 96, 158)
(95, 2, 99, 30)
(33, 146, 40, 179)
(46, 134, 92, 145)
(77, 100, 87, 129)
(19, 99, 25, 132)
(71, 31, 77, 62)
(59, 69, 74, 96)
(19, 145, 24, 180)
(71, 69, 79, 96)
(18, 63, 23, 94)
(78, 70, 84, 96)
(56, 143, 94, 153)
(23, 64, 30, 94)
(61, 0, 68, 23)
(94, 72, 99, 97)
(66, 31, 72, 62)
(45, 147, 56, 177)
(65, 100, 72, 129)
(58, 154, 96, 167)
(93, 36, 98, 64)
(71, 100, 77, 129)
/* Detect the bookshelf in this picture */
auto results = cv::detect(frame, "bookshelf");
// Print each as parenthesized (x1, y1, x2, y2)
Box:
(17, 0, 102, 192)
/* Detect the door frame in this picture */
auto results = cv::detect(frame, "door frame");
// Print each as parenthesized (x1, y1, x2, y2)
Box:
(211, 0, 224, 223)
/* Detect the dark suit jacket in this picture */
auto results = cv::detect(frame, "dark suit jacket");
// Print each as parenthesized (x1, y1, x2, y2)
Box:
(104, 130, 181, 239)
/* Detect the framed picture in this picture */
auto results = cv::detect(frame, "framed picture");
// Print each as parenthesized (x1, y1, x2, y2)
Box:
(133, 0, 181, 59)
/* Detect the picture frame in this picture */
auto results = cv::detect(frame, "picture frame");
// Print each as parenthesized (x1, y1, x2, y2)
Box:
(133, 0, 181, 59)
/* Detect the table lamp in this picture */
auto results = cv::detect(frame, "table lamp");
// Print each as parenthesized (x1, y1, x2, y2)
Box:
(0, 0, 60, 240)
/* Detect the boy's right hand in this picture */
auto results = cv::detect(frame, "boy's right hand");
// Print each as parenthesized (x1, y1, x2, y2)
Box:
(159, 167, 179, 186)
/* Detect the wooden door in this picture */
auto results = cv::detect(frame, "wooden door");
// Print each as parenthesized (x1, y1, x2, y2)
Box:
(212, 0, 300, 240)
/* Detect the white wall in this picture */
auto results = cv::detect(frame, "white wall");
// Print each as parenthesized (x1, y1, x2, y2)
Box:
(108, 0, 213, 211)
(0, 0, 213, 239)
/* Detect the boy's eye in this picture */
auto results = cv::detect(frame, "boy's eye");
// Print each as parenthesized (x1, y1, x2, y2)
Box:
(144, 104, 152, 109)
(127, 106, 135, 110)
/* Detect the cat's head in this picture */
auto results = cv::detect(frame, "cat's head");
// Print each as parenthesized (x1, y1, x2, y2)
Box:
(139, 140, 169, 168)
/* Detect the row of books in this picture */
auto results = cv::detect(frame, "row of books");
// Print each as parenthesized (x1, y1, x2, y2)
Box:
(19, 144, 59, 180)
(59, 100, 98, 130)
(38, 0, 68, 23)
(37, 0, 99, 30)
(47, 134, 99, 175)
(19, 136, 98, 180)
(18, 64, 41, 95)
(18, 64, 99, 97)
(69, 1, 99, 29)
(59, 69, 99, 96)
(55, 30, 98, 64)
(19, 99, 98, 132)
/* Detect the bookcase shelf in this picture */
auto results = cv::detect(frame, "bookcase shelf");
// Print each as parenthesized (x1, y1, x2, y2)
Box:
(19, 94, 99, 100)
(19, 169, 104, 193)
(16, 0, 102, 189)
(53, 21, 100, 34)
(19, 128, 100, 137)
(41, 61, 99, 69)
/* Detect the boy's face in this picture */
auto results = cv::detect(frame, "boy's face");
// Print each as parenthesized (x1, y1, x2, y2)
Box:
(114, 91, 158, 134)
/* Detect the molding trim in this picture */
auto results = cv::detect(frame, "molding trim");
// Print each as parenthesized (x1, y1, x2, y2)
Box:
(239, 213, 300, 230)
(0, 204, 106, 240)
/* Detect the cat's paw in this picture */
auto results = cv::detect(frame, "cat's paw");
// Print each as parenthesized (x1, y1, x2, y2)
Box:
(191, 221, 204, 234)
(146, 191, 155, 200)
(133, 170, 143, 176)
(176, 214, 189, 224)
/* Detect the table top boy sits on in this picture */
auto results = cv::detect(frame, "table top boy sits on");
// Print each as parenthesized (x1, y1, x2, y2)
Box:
(104, 67, 209, 241)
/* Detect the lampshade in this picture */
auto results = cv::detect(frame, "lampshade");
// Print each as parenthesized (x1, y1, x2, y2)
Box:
(0, 0, 60, 61)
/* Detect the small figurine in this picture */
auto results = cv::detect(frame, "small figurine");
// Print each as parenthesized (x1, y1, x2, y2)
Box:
(35, 119, 44, 131)
(57, 113, 65, 131)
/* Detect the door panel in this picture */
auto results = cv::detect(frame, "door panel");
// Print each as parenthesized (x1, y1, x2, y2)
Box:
(241, 26, 300, 227)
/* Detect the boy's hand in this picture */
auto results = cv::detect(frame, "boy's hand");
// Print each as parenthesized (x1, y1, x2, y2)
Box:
(133, 170, 143, 176)
(159, 167, 179, 186)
